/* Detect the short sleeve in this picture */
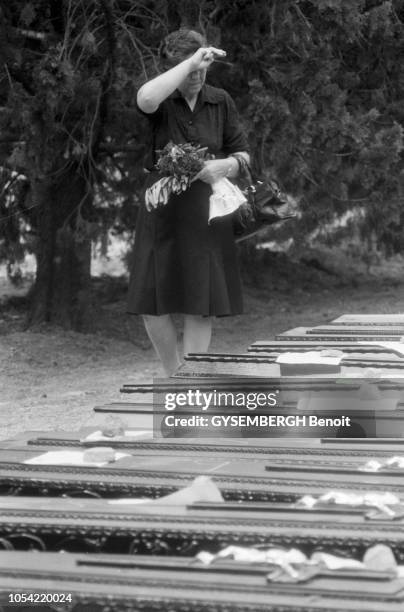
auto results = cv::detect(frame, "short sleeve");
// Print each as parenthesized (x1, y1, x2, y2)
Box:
(222, 93, 250, 155)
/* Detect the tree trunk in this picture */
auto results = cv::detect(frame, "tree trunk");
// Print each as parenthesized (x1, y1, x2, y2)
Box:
(27, 168, 95, 331)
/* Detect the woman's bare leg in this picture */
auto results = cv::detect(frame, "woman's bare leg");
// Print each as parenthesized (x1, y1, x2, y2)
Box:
(143, 314, 181, 376)
(183, 315, 212, 355)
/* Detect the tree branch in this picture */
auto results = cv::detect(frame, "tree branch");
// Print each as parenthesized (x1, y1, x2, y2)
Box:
(0, 140, 143, 153)
(91, 0, 116, 160)
(3, 63, 36, 96)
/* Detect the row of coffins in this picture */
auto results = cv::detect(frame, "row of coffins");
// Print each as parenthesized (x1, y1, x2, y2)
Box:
(1, 550, 404, 612)
(2, 313, 404, 609)
(0, 486, 403, 555)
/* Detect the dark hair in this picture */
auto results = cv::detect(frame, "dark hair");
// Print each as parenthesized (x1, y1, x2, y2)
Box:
(159, 29, 207, 69)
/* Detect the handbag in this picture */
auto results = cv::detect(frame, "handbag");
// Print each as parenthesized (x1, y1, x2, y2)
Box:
(232, 154, 297, 242)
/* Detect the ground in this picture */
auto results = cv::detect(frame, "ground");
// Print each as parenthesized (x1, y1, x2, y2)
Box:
(1, 252, 404, 440)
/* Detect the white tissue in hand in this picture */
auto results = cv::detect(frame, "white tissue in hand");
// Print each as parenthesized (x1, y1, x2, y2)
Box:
(208, 178, 246, 223)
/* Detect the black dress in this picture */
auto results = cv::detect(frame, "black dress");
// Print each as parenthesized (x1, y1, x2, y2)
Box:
(127, 84, 249, 316)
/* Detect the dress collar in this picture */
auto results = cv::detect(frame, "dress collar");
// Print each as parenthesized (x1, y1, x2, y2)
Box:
(200, 84, 222, 104)
(169, 84, 222, 104)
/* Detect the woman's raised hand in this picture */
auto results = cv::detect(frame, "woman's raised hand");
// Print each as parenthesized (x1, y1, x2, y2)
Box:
(188, 47, 226, 71)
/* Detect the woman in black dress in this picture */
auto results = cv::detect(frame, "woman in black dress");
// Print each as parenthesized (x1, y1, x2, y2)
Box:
(128, 29, 250, 375)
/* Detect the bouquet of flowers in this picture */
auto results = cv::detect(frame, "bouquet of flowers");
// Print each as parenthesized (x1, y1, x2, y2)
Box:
(145, 141, 247, 222)
(145, 142, 209, 210)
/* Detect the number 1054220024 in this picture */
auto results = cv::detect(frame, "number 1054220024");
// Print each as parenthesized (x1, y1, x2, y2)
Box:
(8, 593, 73, 604)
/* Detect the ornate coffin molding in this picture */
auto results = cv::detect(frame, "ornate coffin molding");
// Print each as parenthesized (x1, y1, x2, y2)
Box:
(24, 437, 404, 458)
(1, 461, 404, 492)
(0, 500, 403, 555)
(181, 352, 404, 369)
(2, 549, 402, 612)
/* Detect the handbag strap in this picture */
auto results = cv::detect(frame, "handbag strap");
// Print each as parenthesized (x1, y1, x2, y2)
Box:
(232, 154, 287, 197)
(230, 153, 254, 183)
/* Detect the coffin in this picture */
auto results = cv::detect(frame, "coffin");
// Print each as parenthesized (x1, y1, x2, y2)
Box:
(277, 327, 404, 342)
(19, 428, 404, 455)
(332, 315, 404, 325)
(0, 496, 403, 560)
(1, 551, 403, 611)
(158, 350, 404, 379)
(248, 340, 404, 357)
(1, 442, 404, 503)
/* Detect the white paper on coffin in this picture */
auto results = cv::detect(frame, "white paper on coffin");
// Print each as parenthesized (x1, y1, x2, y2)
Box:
(108, 475, 224, 506)
(24, 450, 130, 467)
(197, 547, 364, 571)
(276, 351, 344, 366)
(358, 341, 404, 357)
(208, 178, 246, 223)
(298, 490, 400, 509)
(360, 456, 404, 472)
(297, 396, 398, 412)
(82, 430, 153, 443)
(311, 552, 364, 571)
(276, 351, 344, 374)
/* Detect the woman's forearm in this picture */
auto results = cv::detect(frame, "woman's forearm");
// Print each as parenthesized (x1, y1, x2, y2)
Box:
(227, 152, 250, 179)
(212, 154, 252, 181)
(137, 58, 194, 113)
(192, 153, 250, 184)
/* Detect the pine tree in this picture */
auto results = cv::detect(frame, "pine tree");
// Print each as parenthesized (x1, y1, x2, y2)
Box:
(2, 1, 404, 329)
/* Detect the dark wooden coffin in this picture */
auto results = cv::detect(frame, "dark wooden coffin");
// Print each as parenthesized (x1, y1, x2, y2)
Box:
(15, 428, 404, 456)
(248, 340, 404, 358)
(1, 443, 404, 502)
(332, 315, 404, 325)
(0, 495, 404, 560)
(310, 325, 404, 336)
(1, 551, 403, 612)
(277, 327, 404, 342)
(168, 351, 404, 377)
(121, 379, 367, 393)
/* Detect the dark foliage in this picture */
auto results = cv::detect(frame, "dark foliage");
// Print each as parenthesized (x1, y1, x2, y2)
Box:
(1, 1, 404, 326)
